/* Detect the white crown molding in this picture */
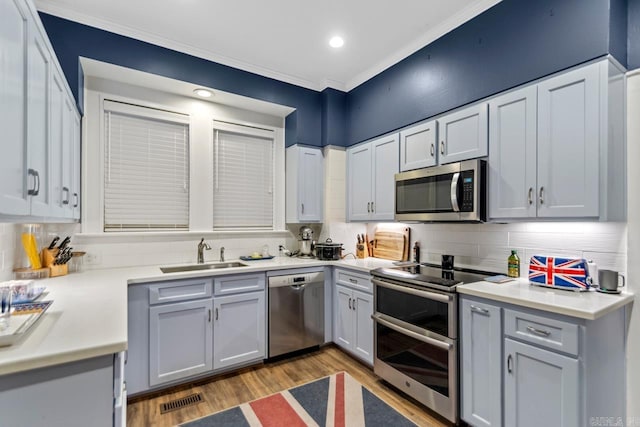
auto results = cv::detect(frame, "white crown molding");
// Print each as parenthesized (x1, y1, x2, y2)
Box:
(34, 1, 326, 91)
(344, 0, 502, 91)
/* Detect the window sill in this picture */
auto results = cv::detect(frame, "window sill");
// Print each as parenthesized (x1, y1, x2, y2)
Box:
(74, 229, 292, 244)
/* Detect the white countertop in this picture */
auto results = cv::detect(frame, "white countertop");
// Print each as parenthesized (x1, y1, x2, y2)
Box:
(458, 278, 634, 320)
(0, 257, 394, 376)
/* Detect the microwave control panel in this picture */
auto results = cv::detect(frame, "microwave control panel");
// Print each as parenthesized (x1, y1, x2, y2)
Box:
(460, 170, 474, 212)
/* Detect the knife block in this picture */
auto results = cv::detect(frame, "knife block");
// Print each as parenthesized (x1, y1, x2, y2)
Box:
(42, 248, 68, 277)
(356, 244, 366, 259)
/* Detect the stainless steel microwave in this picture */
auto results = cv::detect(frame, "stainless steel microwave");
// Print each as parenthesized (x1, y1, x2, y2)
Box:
(395, 159, 486, 222)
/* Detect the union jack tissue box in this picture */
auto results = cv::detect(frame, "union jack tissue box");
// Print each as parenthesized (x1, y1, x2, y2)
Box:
(528, 255, 591, 291)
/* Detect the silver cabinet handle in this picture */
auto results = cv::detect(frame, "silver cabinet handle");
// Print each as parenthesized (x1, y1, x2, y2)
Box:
(62, 187, 70, 205)
(349, 278, 358, 284)
(215, 308, 219, 321)
(352, 298, 356, 311)
(301, 203, 304, 214)
(526, 325, 551, 337)
(430, 143, 435, 157)
(367, 202, 371, 213)
(27, 169, 40, 196)
(470, 305, 489, 315)
(507, 354, 513, 373)
(440, 141, 445, 155)
(528, 187, 533, 205)
(348, 297, 352, 310)
(208, 309, 212, 322)
(539, 187, 544, 205)
(73, 193, 79, 208)
(371, 201, 374, 212)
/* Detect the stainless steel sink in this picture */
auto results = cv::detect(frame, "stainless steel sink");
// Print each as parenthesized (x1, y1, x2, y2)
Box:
(160, 261, 249, 273)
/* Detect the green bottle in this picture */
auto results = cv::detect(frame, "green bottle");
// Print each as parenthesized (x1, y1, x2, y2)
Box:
(508, 250, 520, 278)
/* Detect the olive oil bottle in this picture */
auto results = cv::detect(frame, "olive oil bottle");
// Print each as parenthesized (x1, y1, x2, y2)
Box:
(508, 250, 520, 278)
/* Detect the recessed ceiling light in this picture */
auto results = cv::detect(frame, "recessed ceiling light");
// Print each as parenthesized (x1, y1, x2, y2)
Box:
(329, 36, 344, 48)
(193, 88, 213, 98)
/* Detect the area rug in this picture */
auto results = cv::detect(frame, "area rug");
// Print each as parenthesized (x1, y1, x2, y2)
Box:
(180, 371, 417, 427)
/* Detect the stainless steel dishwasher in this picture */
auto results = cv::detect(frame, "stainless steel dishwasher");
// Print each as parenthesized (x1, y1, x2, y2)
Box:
(268, 271, 324, 358)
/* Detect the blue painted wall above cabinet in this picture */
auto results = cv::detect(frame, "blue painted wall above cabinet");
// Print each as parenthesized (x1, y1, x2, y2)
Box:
(39, 12, 323, 147)
(629, 0, 640, 70)
(346, 0, 616, 145)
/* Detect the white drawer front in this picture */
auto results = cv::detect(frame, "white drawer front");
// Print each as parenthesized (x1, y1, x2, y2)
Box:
(149, 278, 213, 305)
(214, 273, 265, 296)
(504, 308, 579, 356)
(335, 269, 372, 293)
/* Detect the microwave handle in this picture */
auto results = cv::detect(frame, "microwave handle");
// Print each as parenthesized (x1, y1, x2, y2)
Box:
(450, 172, 460, 212)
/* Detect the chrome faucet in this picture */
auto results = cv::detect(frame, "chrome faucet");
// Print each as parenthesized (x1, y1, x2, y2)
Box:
(220, 246, 225, 262)
(197, 238, 211, 264)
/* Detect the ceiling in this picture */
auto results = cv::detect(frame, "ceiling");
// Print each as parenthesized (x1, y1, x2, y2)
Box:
(35, 0, 501, 92)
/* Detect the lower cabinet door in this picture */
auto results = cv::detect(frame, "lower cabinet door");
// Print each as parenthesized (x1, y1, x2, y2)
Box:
(505, 338, 580, 427)
(333, 285, 354, 351)
(460, 298, 502, 427)
(213, 291, 265, 370)
(352, 289, 373, 365)
(149, 299, 213, 386)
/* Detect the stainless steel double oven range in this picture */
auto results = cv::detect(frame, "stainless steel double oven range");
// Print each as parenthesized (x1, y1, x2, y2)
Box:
(371, 264, 488, 424)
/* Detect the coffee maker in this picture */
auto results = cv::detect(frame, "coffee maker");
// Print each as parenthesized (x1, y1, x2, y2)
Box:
(298, 226, 315, 258)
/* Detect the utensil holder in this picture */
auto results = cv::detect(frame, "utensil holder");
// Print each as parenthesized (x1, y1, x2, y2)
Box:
(356, 245, 366, 259)
(42, 249, 68, 277)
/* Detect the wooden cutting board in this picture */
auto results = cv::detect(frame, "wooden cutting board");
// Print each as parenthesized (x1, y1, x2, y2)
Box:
(372, 227, 410, 261)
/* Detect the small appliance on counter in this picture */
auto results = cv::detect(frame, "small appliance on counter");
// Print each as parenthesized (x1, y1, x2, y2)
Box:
(314, 238, 343, 260)
(297, 226, 316, 258)
(528, 255, 591, 291)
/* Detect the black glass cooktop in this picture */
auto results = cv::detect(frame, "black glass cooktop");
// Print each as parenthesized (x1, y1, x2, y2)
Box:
(372, 263, 495, 292)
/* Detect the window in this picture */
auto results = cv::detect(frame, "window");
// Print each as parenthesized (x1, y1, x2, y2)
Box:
(103, 100, 189, 231)
(213, 121, 275, 230)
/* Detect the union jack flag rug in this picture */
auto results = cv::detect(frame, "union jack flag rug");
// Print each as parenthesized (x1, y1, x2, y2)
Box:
(529, 255, 591, 291)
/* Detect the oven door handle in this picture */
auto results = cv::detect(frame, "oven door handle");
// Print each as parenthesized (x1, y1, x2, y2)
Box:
(371, 278, 452, 303)
(372, 313, 452, 351)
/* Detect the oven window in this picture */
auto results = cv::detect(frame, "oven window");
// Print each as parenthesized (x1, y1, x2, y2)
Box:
(376, 285, 449, 337)
(376, 322, 450, 397)
(396, 174, 455, 214)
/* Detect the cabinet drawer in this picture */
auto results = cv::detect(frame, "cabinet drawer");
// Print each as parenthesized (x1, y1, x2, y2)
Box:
(148, 278, 213, 305)
(504, 308, 579, 356)
(214, 273, 265, 296)
(335, 269, 372, 293)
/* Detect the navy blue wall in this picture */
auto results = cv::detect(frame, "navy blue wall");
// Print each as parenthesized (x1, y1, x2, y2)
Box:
(610, 0, 628, 68)
(39, 13, 323, 147)
(629, 0, 640, 70)
(346, 0, 612, 145)
(321, 88, 347, 146)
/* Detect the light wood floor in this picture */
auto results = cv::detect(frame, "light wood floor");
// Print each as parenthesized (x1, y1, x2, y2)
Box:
(127, 345, 450, 426)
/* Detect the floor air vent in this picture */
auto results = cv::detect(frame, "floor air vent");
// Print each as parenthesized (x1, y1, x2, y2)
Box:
(160, 393, 204, 414)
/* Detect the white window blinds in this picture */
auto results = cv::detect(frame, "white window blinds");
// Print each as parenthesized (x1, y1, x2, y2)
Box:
(213, 121, 274, 229)
(104, 100, 189, 231)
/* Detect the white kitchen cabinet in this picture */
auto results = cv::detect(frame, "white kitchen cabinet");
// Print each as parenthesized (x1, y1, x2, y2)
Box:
(399, 120, 437, 171)
(437, 103, 488, 165)
(460, 297, 503, 427)
(460, 294, 627, 426)
(213, 291, 266, 370)
(149, 299, 214, 386)
(72, 110, 81, 219)
(489, 86, 537, 219)
(347, 134, 399, 222)
(286, 145, 323, 223)
(489, 60, 624, 221)
(60, 96, 75, 218)
(537, 63, 600, 218)
(504, 338, 579, 427)
(333, 268, 374, 365)
(0, 0, 30, 216)
(0, 0, 81, 221)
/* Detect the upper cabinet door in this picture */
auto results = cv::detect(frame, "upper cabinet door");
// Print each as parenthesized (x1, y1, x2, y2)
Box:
(72, 112, 81, 219)
(371, 134, 399, 220)
(49, 69, 65, 217)
(61, 96, 74, 217)
(27, 24, 51, 217)
(347, 143, 372, 221)
(0, 0, 29, 215)
(489, 87, 537, 219)
(298, 146, 323, 222)
(399, 120, 437, 171)
(537, 63, 600, 218)
(437, 103, 488, 165)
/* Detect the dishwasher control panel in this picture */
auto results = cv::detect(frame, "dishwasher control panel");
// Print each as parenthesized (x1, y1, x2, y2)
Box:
(268, 271, 324, 287)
